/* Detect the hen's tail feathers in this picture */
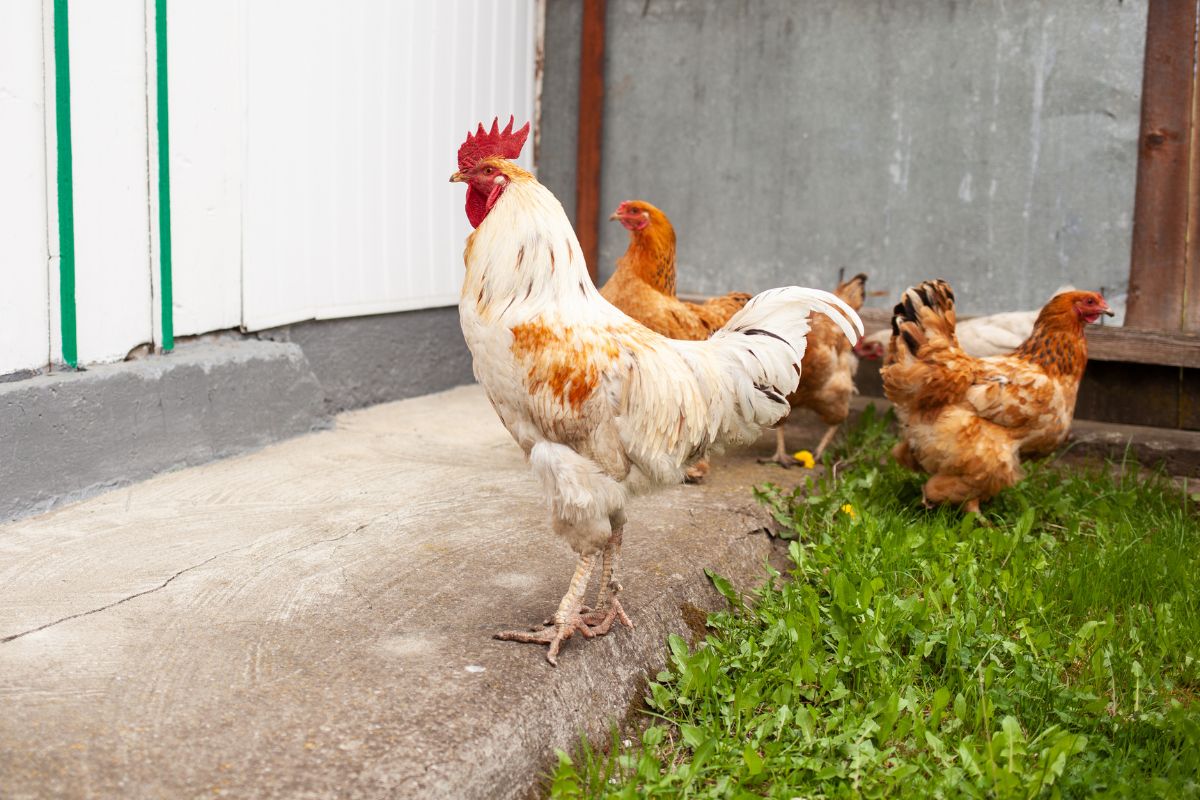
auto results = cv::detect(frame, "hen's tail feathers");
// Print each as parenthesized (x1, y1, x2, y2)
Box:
(677, 287, 863, 447)
(835, 273, 869, 311)
(887, 279, 959, 364)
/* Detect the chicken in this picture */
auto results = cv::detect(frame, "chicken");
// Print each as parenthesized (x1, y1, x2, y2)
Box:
(601, 201, 750, 338)
(450, 117, 863, 664)
(758, 272, 871, 467)
(859, 285, 1077, 358)
(601, 200, 750, 482)
(881, 279, 1112, 513)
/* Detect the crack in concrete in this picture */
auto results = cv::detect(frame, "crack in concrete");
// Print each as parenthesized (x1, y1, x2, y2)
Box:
(0, 518, 383, 645)
(0, 545, 251, 645)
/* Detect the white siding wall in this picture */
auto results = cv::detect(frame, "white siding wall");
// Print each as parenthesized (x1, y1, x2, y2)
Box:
(68, 0, 153, 364)
(0, 0, 537, 373)
(240, 0, 537, 330)
(164, 0, 245, 337)
(0, 1, 50, 375)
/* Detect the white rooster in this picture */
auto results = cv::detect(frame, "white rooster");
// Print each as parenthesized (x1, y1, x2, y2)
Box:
(450, 118, 862, 665)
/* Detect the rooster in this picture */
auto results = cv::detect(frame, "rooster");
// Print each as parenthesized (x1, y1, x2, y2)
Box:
(759, 272, 872, 467)
(450, 117, 863, 664)
(882, 279, 1111, 513)
(602, 200, 750, 482)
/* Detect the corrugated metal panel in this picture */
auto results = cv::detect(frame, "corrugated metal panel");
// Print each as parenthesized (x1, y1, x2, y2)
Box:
(0, 1, 50, 375)
(162, 0, 245, 337)
(68, 0, 152, 364)
(241, 0, 537, 331)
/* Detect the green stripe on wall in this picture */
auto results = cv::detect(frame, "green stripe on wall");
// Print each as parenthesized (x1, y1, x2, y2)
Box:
(155, 0, 174, 351)
(53, 0, 77, 368)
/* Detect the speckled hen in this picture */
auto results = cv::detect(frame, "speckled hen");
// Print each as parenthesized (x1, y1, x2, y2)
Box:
(882, 279, 1111, 513)
(450, 118, 862, 665)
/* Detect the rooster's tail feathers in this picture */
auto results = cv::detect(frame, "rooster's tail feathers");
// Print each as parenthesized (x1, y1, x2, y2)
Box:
(723, 286, 864, 347)
(682, 287, 863, 442)
(889, 279, 958, 360)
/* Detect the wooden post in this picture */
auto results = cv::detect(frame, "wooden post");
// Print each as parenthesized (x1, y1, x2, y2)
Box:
(575, 0, 605, 284)
(1127, 0, 1200, 331)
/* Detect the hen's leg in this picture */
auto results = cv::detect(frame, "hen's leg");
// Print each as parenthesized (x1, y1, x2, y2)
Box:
(892, 440, 921, 472)
(495, 553, 597, 666)
(922, 474, 981, 510)
(757, 426, 796, 468)
(813, 424, 841, 461)
(583, 518, 634, 635)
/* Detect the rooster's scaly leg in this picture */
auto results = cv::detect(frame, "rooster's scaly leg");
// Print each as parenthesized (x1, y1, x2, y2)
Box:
(583, 520, 633, 635)
(495, 553, 597, 666)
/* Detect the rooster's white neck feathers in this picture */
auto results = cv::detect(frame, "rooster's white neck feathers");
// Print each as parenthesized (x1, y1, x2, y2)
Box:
(462, 179, 610, 325)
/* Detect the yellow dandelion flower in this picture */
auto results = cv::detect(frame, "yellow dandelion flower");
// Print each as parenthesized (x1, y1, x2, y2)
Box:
(841, 503, 857, 519)
(792, 450, 815, 469)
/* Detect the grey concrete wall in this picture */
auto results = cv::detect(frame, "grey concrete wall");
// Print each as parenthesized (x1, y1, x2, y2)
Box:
(543, 0, 1147, 315)
(261, 306, 476, 415)
(537, 0, 583, 221)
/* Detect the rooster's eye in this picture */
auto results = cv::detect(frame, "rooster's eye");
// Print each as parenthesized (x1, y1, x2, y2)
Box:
(484, 167, 494, 174)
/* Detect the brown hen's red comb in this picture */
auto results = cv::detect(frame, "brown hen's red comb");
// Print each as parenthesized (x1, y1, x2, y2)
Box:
(457, 116, 531, 171)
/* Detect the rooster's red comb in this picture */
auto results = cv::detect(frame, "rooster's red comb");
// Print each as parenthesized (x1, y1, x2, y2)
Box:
(457, 116, 531, 171)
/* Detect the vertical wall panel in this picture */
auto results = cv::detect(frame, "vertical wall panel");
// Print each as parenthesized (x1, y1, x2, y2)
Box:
(0, 1, 50, 375)
(69, 0, 153, 364)
(241, 0, 537, 331)
(160, 0, 245, 337)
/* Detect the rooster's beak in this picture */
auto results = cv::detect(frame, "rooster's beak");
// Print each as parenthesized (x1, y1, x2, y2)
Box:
(449, 171, 467, 183)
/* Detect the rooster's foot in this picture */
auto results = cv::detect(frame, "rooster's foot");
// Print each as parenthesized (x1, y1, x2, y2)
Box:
(495, 613, 596, 666)
(580, 596, 634, 635)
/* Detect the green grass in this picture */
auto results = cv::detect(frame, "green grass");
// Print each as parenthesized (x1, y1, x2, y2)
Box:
(550, 406, 1200, 799)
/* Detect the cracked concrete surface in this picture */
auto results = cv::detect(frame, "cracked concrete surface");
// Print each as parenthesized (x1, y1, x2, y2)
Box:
(0, 384, 822, 800)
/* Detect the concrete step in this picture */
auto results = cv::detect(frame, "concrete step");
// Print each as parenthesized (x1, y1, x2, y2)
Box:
(0, 385, 802, 800)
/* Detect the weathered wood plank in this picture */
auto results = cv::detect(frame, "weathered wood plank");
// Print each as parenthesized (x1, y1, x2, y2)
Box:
(574, 0, 605, 284)
(1126, 0, 1199, 331)
(852, 308, 1200, 368)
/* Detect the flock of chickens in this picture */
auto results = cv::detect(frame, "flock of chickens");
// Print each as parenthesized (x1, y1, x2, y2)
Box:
(450, 117, 1112, 665)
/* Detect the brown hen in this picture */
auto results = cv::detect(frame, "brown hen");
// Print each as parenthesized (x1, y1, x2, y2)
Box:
(760, 273, 872, 467)
(601, 201, 750, 339)
(882, 279, 1112, 513)
(601, 200, 750, 481)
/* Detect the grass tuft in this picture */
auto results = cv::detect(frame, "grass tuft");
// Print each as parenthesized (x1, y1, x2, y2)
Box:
(549, 405, 1200, 798)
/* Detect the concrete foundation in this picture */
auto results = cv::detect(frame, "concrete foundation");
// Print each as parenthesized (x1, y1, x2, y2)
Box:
(260, 306, 475, 415)
(0, 307, 477, 523)
(0, 339, 328, 523)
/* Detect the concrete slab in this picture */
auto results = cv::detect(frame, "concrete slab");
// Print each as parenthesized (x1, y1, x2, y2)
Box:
(0, 385, 813, 800)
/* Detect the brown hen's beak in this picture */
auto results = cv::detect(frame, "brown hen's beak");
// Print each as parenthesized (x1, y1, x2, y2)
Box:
(449, 171, 467, 183)
(608, 211, 621, 221)
(1103, 307, 1115, 317)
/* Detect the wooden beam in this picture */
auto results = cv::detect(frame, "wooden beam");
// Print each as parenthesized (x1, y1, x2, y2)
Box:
(854, 308, 1200, 369)
(574, 0, 605, 284)
(1126, 0, 1200, 331)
